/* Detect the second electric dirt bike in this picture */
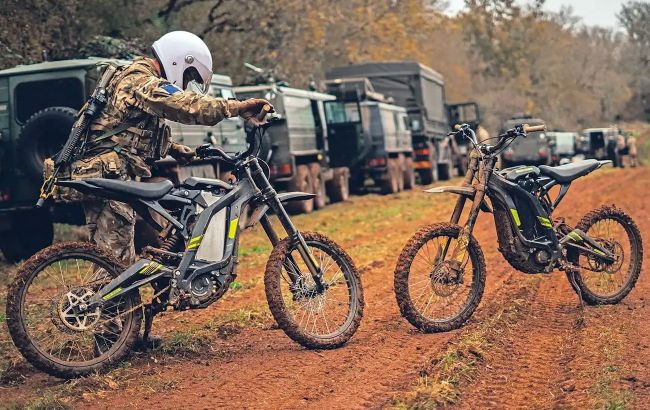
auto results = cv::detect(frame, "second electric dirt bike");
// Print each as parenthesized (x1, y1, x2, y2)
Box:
(6, 113, 364, 378)
(394, 123, 643, 332)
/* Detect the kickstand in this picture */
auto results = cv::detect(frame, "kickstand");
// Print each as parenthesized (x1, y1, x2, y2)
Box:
(568, 271, 585, 329)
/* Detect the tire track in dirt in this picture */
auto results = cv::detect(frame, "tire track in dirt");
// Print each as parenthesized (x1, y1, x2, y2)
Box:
(454, 274, 580, 409)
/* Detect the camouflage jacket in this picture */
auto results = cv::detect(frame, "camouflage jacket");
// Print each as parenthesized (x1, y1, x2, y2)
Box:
(86, 57, 233, 177)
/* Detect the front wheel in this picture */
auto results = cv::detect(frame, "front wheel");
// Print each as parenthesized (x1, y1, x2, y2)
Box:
(6, 242, 142, 378)
(394, 223, 486, 332)
(264, 232, 364, 349)
(567, 205, 643, 305)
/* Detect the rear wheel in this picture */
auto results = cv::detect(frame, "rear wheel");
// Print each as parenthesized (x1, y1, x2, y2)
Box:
(326, 168, 349, 203)
(286, 165, 314, 214)
(438, 161, 452, 181)
(381, 159, 400, 194)
(6, 242, 142, 378)
(567, 206, 643, 305)
(394, 223, 486, 332)
(309, 163, 327, 210)
(264, 232, 364, 349)
(403, 157, 415, 190)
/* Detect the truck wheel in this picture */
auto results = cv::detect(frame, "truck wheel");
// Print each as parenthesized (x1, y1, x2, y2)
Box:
(457, 156, 468, 177)
(0, 210, 53, 263)
(403, 157, 415, 190)
(396, 157, 405, 192)
(417, 167, 437, 185)
(308, 163, 327, 209)
(381, 160, 400, 194)
(286, 165, 314, 214)
(438, 162, 452, 181)
(327, 168, 350, 203)
(18, 107, 78, 180)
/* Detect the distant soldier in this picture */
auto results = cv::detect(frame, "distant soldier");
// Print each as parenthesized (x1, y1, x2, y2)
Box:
(53, 31, 271, 264)
(616, 134, 626, 168)
(627, 134, 638, 167)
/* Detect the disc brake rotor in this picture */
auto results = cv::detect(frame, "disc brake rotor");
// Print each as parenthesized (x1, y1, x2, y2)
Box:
(430, 260, 464, 297)
(53, 287, 102, 332)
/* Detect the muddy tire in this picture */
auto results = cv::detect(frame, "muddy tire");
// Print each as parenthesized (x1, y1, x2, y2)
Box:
(285, 165, 314, 214)
(394, 223, 486, 332)
(566, 205, 643, 305)
(381, 159, 400, 194)
(327, 168, 349, 203)
(6, 242, 142, 378)
(264, 232, 364, 349)
(309, 163, 327, 209)
(403, 157, 415, 190)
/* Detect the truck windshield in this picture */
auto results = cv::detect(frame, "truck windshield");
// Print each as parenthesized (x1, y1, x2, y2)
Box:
(324, 102, 361, 124)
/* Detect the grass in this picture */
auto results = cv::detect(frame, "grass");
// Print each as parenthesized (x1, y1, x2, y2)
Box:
(392, 287, 533, 409)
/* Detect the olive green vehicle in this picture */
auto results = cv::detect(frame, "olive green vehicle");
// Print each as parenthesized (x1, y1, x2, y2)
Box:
(0, 58, 245, 262)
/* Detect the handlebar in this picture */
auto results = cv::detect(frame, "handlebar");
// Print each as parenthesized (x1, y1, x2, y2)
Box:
(451, 121, 546, 156)
(523, 123, 546, 133)
(196, 104, 274, 164)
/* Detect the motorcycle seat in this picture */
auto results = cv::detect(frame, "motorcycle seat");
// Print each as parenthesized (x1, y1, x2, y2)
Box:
(85, 178, 174, 200)
(538, 159, 600, 183)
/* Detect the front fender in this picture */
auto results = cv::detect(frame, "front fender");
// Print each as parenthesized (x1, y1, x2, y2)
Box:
(424, 185, 492, 213)
(277, 192, 317, 203)
(424, 186, 475, 197)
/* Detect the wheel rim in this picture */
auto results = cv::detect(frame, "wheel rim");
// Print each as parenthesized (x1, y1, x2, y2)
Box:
(407, 234, 477, 322)
(20, 254, 134, 366)
(279, 241, 357, 339)
(577, 217, 638, 298)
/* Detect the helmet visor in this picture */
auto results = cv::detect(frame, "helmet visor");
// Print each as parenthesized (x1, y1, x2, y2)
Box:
(183, 67, 210, 94)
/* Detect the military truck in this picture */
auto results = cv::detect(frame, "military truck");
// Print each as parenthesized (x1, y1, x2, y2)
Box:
(0, 58, 245, 261)
(323, 77, 414, 193)
(580, 127, 618, 161)
(546, 131, 578, 165)
(326, 61, 479, 183)
(499, 115, 550, 167)
(234, 83, 350, 213)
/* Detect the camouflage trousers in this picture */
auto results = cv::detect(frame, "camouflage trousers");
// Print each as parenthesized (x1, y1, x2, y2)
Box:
(84, 199, 136, 265)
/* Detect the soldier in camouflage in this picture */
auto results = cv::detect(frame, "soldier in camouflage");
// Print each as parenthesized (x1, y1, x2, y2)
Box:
(74, 31, 270, 264)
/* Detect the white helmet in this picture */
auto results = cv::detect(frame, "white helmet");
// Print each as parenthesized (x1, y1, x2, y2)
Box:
(152, 31, 213, 93)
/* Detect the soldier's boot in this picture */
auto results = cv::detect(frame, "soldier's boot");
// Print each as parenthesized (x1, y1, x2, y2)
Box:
(135, 304, 163, 350)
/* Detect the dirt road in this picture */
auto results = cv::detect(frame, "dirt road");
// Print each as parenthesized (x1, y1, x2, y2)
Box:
(2, 166, 649, 409)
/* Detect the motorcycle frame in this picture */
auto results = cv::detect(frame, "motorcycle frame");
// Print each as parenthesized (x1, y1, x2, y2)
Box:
(63, 156, 320, 308)
(430, 151, 615, 271)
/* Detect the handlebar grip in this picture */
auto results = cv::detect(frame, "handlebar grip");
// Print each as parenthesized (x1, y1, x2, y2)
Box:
(454, 124, 462, 131)
(523, 123, 546, 133)
(256, 104, 272, 122)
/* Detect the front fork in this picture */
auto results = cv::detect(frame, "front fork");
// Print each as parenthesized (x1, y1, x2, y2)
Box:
(440, 155, 492, 268)
(248, 159, 324, 291)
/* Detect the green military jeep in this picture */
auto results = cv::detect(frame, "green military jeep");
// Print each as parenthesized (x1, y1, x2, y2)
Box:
(0, 58, 246, 262)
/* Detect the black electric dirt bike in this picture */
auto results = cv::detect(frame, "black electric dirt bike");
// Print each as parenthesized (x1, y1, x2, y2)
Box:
(6, 113, 364, 378)
(394, 123, 643, 332)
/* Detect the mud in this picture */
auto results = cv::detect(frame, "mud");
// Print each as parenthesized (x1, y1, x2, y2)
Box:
(1, 166, 649, 409)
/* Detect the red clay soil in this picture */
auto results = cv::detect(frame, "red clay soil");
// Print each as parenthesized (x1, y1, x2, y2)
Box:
(3, 166, 649, 409)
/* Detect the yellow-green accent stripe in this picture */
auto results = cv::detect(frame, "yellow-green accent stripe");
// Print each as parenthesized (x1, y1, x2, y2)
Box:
(510, 208, 521, 227)
(187, 235, 203, 250)
(537, 216, 553, 228)
(228, 218, 239, 239)
(103, 287, 122, 301)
